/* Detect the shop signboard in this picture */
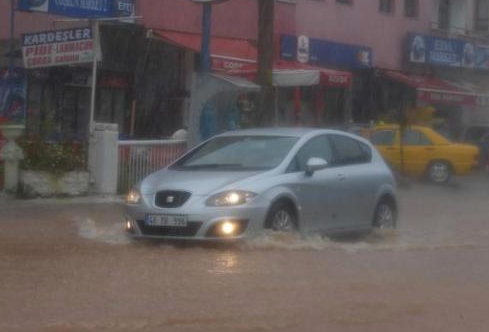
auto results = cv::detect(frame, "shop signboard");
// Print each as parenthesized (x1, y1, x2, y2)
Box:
(417, 90, 489, 108)
(407, 33, 489, 69)
(22, 27, 100, 69)
(475, 45, 489, 70)
(0, 68, 26, 124)
(280, 34, 373, 70)
(17, 0, 135, 18)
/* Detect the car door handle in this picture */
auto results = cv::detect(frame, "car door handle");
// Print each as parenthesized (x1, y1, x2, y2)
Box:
(425, 147, 435, 151)
(386, 147, 396, 150)
(337, 173, 346, 181)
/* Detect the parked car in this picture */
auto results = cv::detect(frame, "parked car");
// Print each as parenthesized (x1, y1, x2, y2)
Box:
(461, 125, 489, 169)
(371, 125, 479, 183)
(124, 128, 398, 240)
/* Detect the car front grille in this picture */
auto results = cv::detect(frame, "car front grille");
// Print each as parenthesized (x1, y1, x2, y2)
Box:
(136, 220, 202, 237)
(154, 190, 191, 208)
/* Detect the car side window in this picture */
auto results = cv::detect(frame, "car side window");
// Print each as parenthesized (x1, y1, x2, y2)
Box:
(329, 134, 372, 166)
(287, 135, 333, 173)
(371, 130, 395, 146)
(402, 129, 432, 146)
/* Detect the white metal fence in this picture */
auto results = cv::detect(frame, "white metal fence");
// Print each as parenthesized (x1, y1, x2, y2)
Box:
(118, 139, 187, 193)
(0, 139, 5, 190)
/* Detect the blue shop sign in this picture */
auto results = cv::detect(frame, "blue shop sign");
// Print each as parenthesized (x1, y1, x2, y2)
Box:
(0, 68, 26, 124)
(406, 32, 489, 69)
(475, 45, 489, 70)
(18, 0, 135, 18)
(280, 34, 373, 70)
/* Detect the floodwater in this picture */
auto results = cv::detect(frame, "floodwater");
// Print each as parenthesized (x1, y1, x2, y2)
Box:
(1, 174, 489, 332)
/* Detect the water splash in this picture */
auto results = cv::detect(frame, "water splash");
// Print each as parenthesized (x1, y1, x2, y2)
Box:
(240, 229, 481, 253)
(77, 218, 132, 245)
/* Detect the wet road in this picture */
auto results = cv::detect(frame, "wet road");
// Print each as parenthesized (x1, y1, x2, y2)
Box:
(1, 174, 489, 332)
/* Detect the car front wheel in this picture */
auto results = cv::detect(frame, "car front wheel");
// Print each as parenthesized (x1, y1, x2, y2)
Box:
(266, 202, 297, 232)
(428, 161, 451, 184)
(373, 199, 397, 230)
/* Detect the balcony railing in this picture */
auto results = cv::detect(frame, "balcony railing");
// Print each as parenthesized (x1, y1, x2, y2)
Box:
(430, 21, 469, 36)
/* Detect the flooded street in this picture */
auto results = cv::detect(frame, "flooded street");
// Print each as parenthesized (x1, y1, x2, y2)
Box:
(1, 174, 489, 332)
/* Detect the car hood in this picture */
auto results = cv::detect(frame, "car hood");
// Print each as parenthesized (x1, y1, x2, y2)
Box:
(140, 168, 263, 195)
(451, 143, 479, 153)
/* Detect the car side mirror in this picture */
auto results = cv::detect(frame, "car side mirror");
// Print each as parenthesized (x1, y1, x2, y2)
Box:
(306, 158, 328, 176)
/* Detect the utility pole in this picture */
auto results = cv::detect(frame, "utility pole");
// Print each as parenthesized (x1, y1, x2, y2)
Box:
(256, 0, 275, 126)
(8, 0, 15, 78)
(200, 3, 212, 72)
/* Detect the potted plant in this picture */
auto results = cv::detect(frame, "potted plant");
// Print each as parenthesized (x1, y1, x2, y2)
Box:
(18, 139, 89, 198)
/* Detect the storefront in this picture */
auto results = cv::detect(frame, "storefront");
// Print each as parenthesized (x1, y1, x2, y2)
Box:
(17, 22, 192, 141)
(382, 32, 489, 139)
(150, 29, 260, 138)
(279, 34, 373, 125)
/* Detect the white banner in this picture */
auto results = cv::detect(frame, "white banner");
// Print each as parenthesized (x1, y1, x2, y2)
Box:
(22, 27, 100, 69)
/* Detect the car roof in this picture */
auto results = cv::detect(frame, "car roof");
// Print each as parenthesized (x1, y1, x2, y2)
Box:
(217, 127, 360, 138)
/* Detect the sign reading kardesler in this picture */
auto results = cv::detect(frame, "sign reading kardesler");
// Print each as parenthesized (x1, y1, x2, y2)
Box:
(22, 27, 99, 69)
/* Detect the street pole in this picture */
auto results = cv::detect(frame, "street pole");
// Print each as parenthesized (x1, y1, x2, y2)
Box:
(89, 20, 99, 134)
(9, 0, 15, 77)
(87, 20, 99, 180)
(257, 0, 275, 126)
(200, 3, 212, 72)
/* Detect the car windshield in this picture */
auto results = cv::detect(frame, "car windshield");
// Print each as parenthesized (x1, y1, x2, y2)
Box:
(172, 135, 298, 170)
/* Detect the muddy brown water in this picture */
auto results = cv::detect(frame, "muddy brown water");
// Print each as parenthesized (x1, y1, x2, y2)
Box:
(1, 174, 489, 332)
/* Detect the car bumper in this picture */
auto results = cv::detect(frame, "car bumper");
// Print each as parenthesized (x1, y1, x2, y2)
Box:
(123, 196, 271, 240)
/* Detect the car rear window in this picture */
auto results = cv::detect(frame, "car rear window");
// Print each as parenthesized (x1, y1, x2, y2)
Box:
(371, 130, 395, 145)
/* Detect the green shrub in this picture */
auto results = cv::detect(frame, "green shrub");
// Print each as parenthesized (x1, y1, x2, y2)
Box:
(19, 139, 86, 175)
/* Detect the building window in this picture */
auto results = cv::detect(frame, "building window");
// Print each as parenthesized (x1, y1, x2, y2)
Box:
(438, 0, 450, 30)
(475, 0, 489, 32)
(336, 0, 353, 5)
(379, 0, 394, 13)
(404, 0, 418, 18)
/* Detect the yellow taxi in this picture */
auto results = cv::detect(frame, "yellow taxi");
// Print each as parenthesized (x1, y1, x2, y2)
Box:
(370, 125, 479, 183)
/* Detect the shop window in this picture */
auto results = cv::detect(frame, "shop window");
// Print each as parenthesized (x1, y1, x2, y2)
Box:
(336, 0, 353, 5)
(379, 0, 395, 14)
(404, 0, 418, 18)
(96, 87, 127, 135)
(61, 87, 90, 141)
(322, 88, 346, 125)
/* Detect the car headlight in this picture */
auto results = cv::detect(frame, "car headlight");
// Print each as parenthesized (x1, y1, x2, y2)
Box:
(126, 188, 141, 204)
(206, 190, 257, 207)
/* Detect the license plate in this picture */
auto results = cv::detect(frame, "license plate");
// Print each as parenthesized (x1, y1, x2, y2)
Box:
(145, 214, 188, 227)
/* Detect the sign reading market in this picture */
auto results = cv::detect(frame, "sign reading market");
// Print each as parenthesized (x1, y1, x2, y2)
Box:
(22, 27, 99, 69)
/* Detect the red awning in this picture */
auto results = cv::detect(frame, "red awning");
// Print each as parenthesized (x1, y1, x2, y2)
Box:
(153, 30, 256, 62)
(153, 30, 351, 88)
(383, 71, 483, 107)
(273, 60, 352, 87)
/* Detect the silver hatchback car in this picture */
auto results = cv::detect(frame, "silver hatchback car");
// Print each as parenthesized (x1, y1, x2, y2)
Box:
(124, 128, 397, 240)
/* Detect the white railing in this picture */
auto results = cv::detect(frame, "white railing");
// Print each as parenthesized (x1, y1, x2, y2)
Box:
(118, 139, 187, 193)
(0, 139, 5, 190)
